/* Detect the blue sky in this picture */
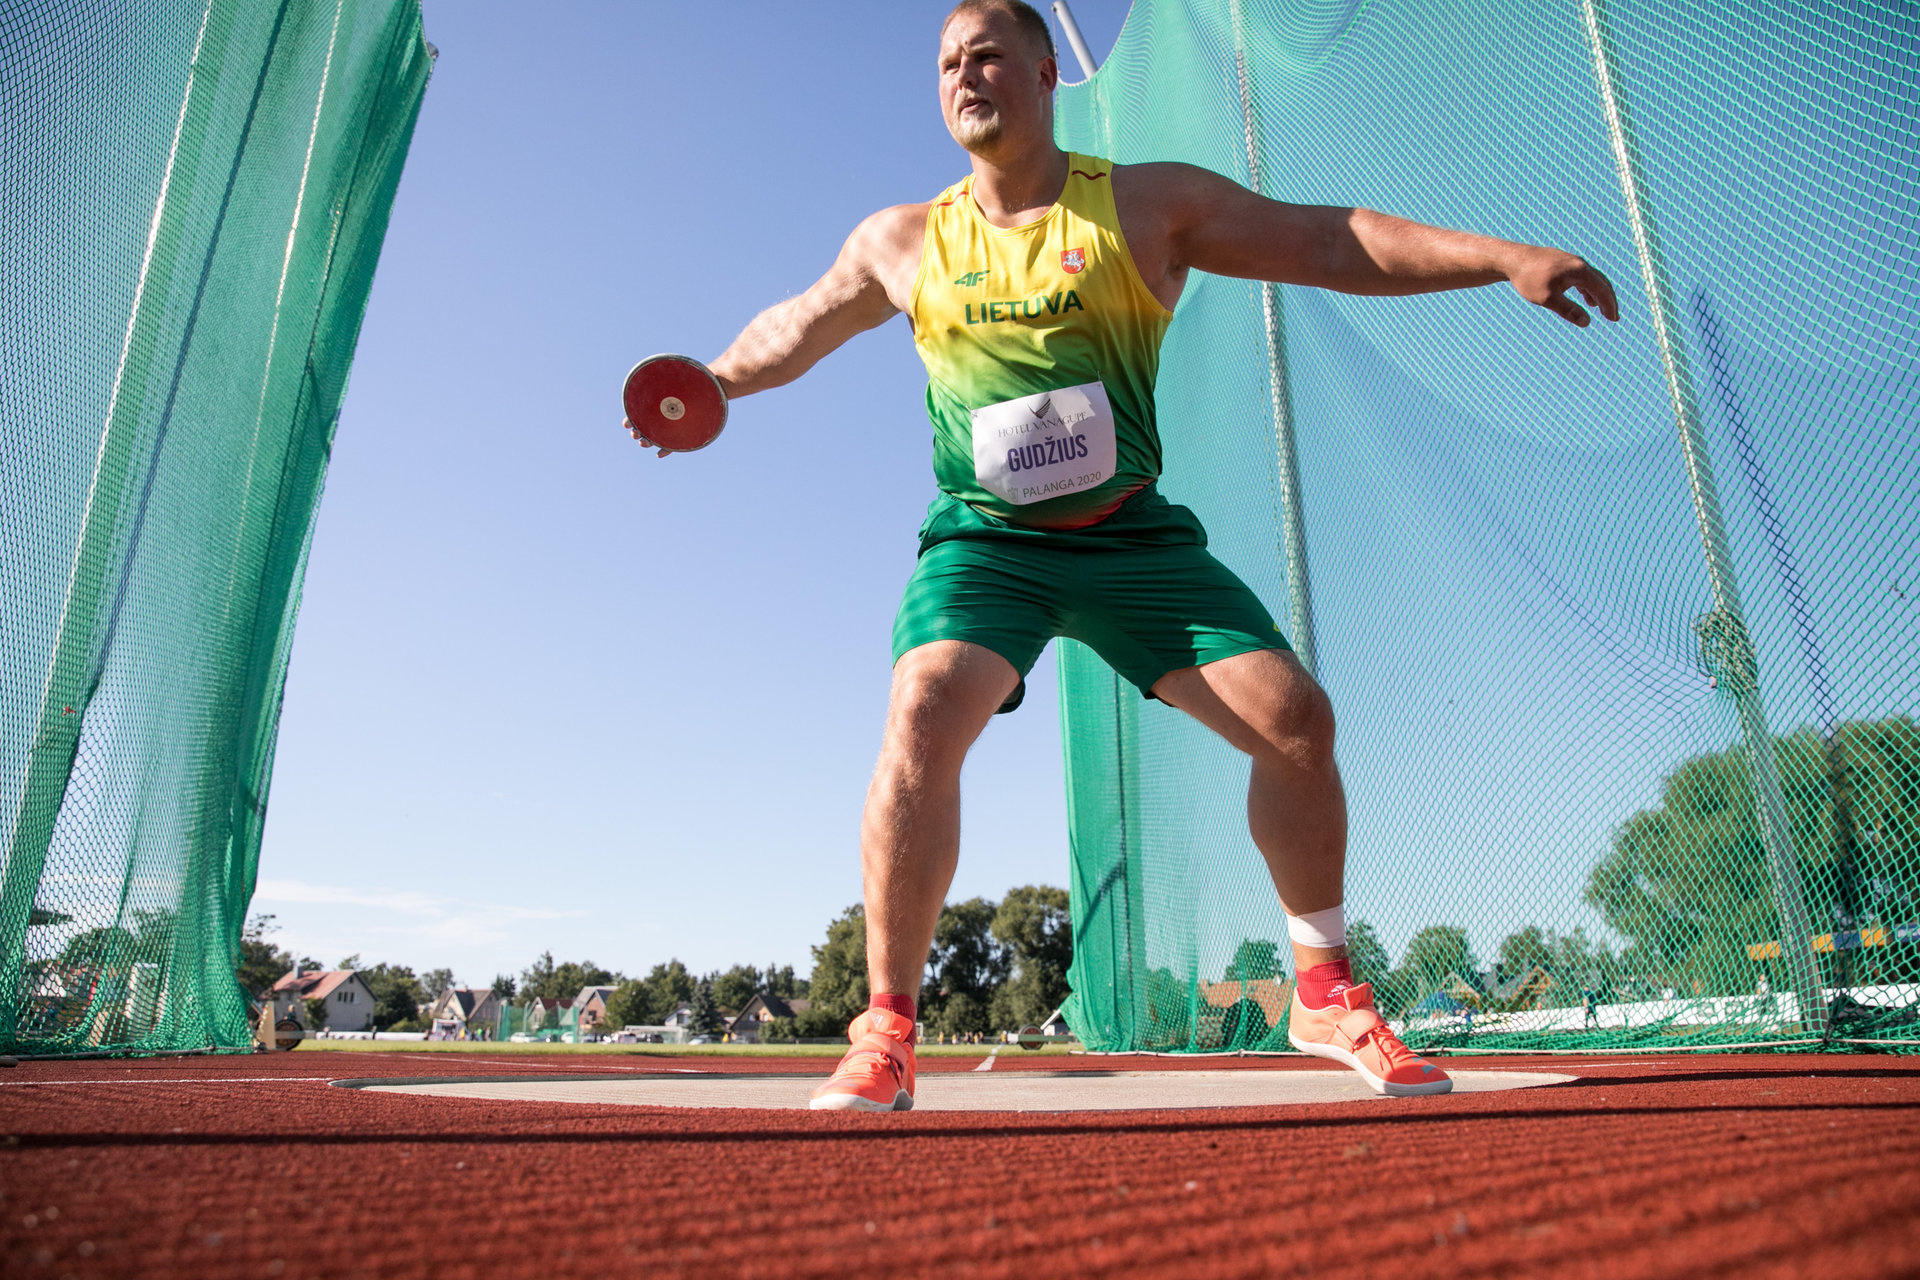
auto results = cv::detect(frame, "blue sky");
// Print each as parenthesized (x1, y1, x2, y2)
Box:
(255, 2, 1133, 985)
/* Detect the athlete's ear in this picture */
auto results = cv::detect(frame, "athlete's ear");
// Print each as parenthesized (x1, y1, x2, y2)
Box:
(1038, 53, 1057, 93)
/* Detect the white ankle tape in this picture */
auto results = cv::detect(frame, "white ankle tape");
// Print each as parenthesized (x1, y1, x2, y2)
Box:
(1285, 905, 1347, 950)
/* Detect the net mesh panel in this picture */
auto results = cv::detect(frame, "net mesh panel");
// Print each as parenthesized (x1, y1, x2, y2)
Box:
(1054, 0, 1919, 1053)
(0, 0, 431, 1055)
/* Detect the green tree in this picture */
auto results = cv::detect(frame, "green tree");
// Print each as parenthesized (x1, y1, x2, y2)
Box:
(1495, 926, 1555, 982)
(1223, 938, 1280, 982)
(708, 964, 764, 1015)
(925, 897, 1008, 1036)
(61, 908, 179, 973)
(605, 959, 696, 1028)
(763, 964, 805, 999)
(490, 974, 517, 998)
(60, 925, 136, 970)
(519, 951, 558, 998)
(1144, 966, 1193, 1048)
(1486, 925, 1620, 1007)
(1387, 925, 1478, 1013)
(1585, 716, 1920, 993)
(989, 886, 1071, 1031)
(349, 961, 427, 1031)
(419, 968, 456, 1003)
(517, 951, 618, 1000)
(1550, 927, 1621, 998)
(796, 905, 868, 1037)
(686, 979, 724, 1038)
(235, 913, 293, 999)
(303, 996, 328, 1029)
(1345, 920, 1393, 992)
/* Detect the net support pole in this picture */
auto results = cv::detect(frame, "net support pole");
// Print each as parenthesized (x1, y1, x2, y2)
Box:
(1580, 0, 1824, 1036)
(1231, 1, 1319, 677)
(1051, 2, 1100, 82)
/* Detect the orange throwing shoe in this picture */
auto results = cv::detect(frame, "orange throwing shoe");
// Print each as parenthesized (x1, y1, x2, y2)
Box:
(1287, 982, 1453, 1096)
(808, 1008, 916, 1112)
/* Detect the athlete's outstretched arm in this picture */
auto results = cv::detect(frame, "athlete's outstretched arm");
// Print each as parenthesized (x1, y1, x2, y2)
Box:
(709, 204, 924, 398)
(1124, 162, 1618, 327)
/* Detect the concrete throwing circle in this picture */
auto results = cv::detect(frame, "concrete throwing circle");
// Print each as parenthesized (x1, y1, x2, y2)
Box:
(338, 1069, 1573, 1112)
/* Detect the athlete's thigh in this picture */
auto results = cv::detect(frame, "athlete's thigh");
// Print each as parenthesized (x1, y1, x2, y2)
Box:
(1064, 541, 1290, 696)
(887, 639, 1022, 742)
(892, 536, 1072, 715)
(1150, 647, 1332, 757)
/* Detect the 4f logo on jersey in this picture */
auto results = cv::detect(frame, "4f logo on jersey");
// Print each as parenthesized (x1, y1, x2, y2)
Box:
(953, 269, 989, 287)
(1060, 247, 1086, 274)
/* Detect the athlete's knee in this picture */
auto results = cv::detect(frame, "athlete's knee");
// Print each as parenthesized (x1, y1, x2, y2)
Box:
(881, 645, 1012, 767)
(1255, 669, 1336, 768)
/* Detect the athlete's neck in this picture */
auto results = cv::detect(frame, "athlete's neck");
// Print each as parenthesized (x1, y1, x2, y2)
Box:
(967, 145, 1071, 230)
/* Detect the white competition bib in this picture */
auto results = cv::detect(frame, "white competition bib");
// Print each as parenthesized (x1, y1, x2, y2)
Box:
(969, 381, 1117, 507)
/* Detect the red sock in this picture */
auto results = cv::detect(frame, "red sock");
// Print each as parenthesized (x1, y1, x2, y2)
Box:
(1295, 959, 1354, 1011)
(869, 992, 917, 1027)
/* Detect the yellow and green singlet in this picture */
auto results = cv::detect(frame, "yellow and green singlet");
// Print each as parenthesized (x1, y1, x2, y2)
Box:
(907, 153, 1174, 530)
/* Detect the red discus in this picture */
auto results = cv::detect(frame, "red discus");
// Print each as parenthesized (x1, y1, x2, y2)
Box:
(622, 354, 728, 452)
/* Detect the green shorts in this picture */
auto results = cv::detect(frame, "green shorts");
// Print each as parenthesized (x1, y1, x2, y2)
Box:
(892, 487, 1292, 713)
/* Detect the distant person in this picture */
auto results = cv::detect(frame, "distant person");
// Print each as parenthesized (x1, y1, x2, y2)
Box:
(630, 0, 1617, 1110)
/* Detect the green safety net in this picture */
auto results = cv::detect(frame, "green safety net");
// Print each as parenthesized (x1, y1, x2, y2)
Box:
(0, 0, 431, 1055)
(1055, 0, 1918, 1053)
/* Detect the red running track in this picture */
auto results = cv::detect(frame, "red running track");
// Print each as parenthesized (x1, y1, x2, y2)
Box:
(2, 1049, 1918, 1278)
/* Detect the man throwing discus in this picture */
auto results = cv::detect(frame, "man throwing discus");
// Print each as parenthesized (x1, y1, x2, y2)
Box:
(627, 0, 1617, 1109)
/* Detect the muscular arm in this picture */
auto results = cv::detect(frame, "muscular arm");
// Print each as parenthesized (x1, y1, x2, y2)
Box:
(1117, 162, 1618, 326)
(707, 204, 925, 398)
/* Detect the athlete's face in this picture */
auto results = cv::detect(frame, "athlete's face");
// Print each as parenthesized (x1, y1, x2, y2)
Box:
(938, 11, 1056, 156)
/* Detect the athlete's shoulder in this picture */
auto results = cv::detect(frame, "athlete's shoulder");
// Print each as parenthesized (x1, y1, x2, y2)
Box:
(843, 203, 932, 312)
(926, 172, 972, 210)
(846, 202, 931, 262)
(1110, 160, 1236, 201)
(1111, 161, 1253, 240)
(855, 202, 932, 238)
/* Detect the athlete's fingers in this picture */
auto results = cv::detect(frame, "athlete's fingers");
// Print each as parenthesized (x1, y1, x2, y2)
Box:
(622, 418, 676, 457)
(1544, 291, 1591, 327)
(1575, 264, 1621, 322)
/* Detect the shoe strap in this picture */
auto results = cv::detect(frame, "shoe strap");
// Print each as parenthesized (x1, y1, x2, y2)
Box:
(845, 1030, 911, 1078)
(1334, 1005, 1387, 1052)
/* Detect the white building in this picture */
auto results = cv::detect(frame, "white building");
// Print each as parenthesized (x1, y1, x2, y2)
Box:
(270, 969, 377, 1032)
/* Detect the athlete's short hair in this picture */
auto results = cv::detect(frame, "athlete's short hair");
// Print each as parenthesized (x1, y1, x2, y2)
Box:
(942, 0, 1057, 62)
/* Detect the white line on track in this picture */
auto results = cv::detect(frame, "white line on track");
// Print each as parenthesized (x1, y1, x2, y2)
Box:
(973, 1047, 999, 1072)
(0, 1077, 333, 1086)
(1557, 1062, 1678, 1068)
(386, 1055, 694, 1072)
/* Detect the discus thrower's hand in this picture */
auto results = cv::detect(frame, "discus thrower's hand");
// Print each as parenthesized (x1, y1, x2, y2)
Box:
(1507, 248, 1620, 328)
(623, 418, 674, 459)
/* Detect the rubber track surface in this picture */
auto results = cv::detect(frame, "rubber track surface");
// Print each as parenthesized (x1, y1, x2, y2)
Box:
(3, 1051, 1917, 1278)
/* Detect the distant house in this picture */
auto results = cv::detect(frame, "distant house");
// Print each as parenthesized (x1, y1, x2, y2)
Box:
(1487, 965, 1553, 1010)
(1411, 990, 1466, 1016)
(574, 985, 619, 1038)
(728, 992, 811, 1043)
(271, 969, 376, 1032)
(661, 1001, 693, 1031)
(523, 994, 575, 1036)
(1442, 971, 1490, 1007)
(427, 987, 504, 1039)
